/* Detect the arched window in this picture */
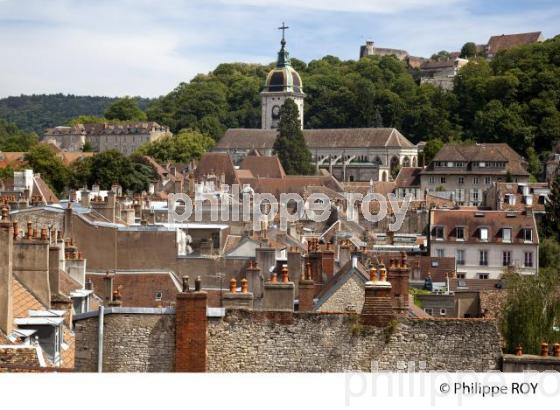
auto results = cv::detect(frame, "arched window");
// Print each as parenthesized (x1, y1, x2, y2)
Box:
(403, 156, 411, 167)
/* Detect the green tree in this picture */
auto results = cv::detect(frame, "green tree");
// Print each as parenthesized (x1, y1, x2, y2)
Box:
(539, 238, 560, 269)
(273, 99, 314, 175)
(0, 118, 38, 151)
(543, 174, 560, 240)
(460, 42, 477, 58)
(66, 115, 106, 126)
(82, 141, 94, 152)
(136, 128, 215, 163)
(526, 146, 542, 181)
(501, 268, 560, 354)
(430, 50, 451, 62)
(71, 150, 155, 193)
(24, 144, 71, 195)
(104, 97, 147, 121)
(422, 138, 444, 165)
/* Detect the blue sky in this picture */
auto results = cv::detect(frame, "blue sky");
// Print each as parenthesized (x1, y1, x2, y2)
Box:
(0, 0, 558, 98)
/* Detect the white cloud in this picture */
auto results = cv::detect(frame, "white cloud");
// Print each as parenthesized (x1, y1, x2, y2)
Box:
(0, 0, 558, 98)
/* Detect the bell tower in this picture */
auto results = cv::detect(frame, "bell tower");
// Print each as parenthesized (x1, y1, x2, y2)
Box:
(261, 22, 304, 130)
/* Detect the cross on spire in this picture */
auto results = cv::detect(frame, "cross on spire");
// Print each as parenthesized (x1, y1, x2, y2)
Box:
(278, 22, 289, 43)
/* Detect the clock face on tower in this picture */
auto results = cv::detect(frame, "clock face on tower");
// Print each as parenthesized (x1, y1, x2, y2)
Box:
(271, 105, 280, 119)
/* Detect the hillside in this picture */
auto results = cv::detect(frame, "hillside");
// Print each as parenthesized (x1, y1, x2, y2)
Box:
(0, 94, 152, 134)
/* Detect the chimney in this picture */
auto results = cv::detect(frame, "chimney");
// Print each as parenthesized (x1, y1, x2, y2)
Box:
(222, 278, 254, 310)
(63, 202, 73, 239)
(387, 252, 410, 315)
(175, 276, 208, 372)
(263, 265, 295, 312)
(255, 246, 276, 280)
(48, 241, 64, 296)
(298, 262, 315, 312)
(108, 289, 123, 307)
(0, 217, 14, 335)
(246, 260, 263, 299)
(103, 272, 114, 306)
(287, 248, 303, 295)
(321, 242, 335, 281)
(338, 239, 351, 267)
(80, 188, 90, 208)
(361, 263, 394, 327)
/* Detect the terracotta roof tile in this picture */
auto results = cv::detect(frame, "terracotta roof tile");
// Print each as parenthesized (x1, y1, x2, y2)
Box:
(12, 278, 46, 319)
(487, 32, 543, 55)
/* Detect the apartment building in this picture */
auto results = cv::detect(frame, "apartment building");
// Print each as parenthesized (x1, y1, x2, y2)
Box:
(429, 209, 539, 279)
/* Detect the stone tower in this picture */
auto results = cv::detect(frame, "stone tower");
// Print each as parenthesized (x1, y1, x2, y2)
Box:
(261, 23, 304, 130)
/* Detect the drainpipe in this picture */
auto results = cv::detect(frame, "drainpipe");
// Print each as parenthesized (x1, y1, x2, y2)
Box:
(97, 305, 104, 373)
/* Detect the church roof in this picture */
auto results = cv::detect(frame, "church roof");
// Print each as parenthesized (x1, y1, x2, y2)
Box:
(216, 128, 414, 150)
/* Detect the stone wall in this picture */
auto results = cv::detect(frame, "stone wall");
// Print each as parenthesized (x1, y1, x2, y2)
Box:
(74, 310, 502, 372)
(207, 311, 501, 372)
(502, 354, 560, 372)
(74, 311, 175, 372)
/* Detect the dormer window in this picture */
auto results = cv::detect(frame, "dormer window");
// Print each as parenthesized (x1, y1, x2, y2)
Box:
(479, 227, 488, 242)
(522, 228, 533, 242)
(434, 226, 444, 240)
(502, 228, 512, 243)
(505, 194, 515, 205)
(456, 226, 465, 240)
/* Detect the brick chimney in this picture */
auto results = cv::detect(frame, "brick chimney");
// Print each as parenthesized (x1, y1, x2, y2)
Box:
(222, 278, 254, 310)
(298, 262, 315, 312)
(175, 276, 208, 372)
(63, 202, 73, 240)
(0, 212, 14, 335)
(321, 242, 335, 281)
(263, 265, 295, 312)
(361, 263, 394, 327)
(387, 252, 409, 315)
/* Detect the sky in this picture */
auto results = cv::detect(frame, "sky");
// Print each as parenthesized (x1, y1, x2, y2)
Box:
(0, 0, 559, 98)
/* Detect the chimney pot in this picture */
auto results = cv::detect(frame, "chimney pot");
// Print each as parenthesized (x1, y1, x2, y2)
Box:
(514, 345, 523, 356)
(182, 276, 190, 292)
(26, 221, 32, 239)
(40, 226, 47, 241)
(12, 222, 18, 240)
(229, 278, 237, 293)
(281, 265, 289, 283)
(195, 276, 202, 291)
(379, 264, 387, 282)
(271, 272, 278, 283)
(241, 278, 248, 294)
(369, 266, 378, 282)
(541, 342, 549, 357)
(553, 343, 560, 357)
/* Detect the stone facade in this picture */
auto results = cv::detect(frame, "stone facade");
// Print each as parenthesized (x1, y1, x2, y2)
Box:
(73, 310, 502, 372)
(316, 275, 365, 313)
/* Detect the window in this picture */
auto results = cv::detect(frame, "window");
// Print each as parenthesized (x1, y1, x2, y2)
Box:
(456, 273, 466, 279)
(441, 177, 446, 184)
(503, 251, 511, 266)
(456, 249, 465, 265)
(155, 292, 163, 301)
(434, 226, 444, 240)
(524, 252, 533, 267)
(456, 226, 465, 240)
(479, 250, 488, 266)
(429, 176, 436, 184)
(479, 228, 488, 242)
(472, 190, 480, 204)
(458, 177, 464, 185)
(431, 260, 439, 267)
(479, 273, 489, 280)
(436, 249, 445, 257)
(424, 308, 433, 315)
(502, 228, 512, 243)
(440, 308, 447, 316)
(473, 177, 479, 185)
(485, 177, 491, 185)
(523, 229, 533, 242)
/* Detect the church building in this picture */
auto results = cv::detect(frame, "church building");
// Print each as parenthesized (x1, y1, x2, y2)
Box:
(214, 25, 419, 182)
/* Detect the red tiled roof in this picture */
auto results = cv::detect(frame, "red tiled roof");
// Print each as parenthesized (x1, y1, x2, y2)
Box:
(487, 32, 542, 55)
(395, 167, 422, 188)
(240, 155, 286, 179)
(194, 152, 238, 186)
(12, 278, 45, 319)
